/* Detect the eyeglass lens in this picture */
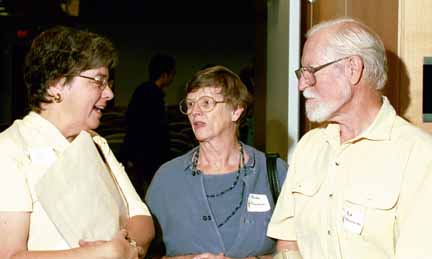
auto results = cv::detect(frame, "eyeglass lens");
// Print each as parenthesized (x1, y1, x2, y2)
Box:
(180, 96, 217, 114)
(298, 68, 316, 84)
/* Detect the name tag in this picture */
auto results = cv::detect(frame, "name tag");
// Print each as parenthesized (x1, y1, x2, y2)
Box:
(342, 206, 365, 235)
(29, 147, 56, 167)
(247, 193, 270, 212)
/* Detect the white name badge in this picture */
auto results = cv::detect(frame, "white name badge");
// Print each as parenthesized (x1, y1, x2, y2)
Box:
(247, 193, 270, 212)
(342, 206, 365, 235)
(29, 147, 57, 167)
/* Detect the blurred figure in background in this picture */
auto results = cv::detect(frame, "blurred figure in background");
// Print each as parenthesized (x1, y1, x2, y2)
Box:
(120, 53, 176, 198)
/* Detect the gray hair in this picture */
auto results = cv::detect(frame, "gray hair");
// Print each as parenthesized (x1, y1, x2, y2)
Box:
(306, 17, 388, 90)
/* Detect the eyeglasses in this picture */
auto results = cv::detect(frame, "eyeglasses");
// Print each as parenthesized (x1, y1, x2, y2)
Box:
(295, 56, 351, 85)
(179, 96, 225, 115)
(78, 75, 113, 91)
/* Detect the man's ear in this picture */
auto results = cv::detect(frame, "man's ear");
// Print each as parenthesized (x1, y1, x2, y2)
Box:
(231, 106, 245, 123)
(345, 55, 364, 85)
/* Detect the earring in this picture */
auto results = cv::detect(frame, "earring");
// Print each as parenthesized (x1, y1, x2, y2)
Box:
(54, 93, 62, 103)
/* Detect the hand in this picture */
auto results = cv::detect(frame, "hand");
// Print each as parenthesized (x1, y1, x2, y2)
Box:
(99, 229, 140, 259)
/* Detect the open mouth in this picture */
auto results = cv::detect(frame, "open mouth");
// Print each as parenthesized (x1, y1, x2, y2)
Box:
(93, 105, 105, 113)
(193, 121, 205, 129)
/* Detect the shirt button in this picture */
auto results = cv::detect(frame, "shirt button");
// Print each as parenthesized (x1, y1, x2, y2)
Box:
(202, 216, 208, 221)
(328, 230, 331, 235)
(329, 193, 333, 198)
(335, 162, 340, 166)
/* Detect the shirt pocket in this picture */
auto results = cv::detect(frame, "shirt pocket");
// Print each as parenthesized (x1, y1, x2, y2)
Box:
(343, 176, 400, 253)
(291, 177, 325, 241)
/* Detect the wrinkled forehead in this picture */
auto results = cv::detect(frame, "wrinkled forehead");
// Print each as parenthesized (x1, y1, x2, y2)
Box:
(302, 29, 331, 65)
(186, 86, 223, 100)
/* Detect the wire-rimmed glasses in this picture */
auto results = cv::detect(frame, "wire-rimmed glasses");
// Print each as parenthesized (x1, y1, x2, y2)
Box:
(294, 56, 351, 85)
(78, 74, 113, 90)
(179, 96, 225, 115)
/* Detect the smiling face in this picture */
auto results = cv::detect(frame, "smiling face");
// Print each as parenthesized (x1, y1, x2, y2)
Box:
(47, 66, 114, 138)
(186, 86, 243, 143)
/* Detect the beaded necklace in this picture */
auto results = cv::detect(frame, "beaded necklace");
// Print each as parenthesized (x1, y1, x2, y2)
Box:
(192, 144, 245, 228)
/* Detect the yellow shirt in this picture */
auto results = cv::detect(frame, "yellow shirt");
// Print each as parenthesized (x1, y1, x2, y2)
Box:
(0, 112, 150, 250)
(267, 97, 432, 259)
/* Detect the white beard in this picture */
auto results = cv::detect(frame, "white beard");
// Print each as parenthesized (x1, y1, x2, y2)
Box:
(303, 85, 352, 123)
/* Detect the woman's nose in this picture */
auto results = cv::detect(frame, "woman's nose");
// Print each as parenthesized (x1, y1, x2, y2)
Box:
(103, 86, 114, 100)
(190, 101, 203, 115)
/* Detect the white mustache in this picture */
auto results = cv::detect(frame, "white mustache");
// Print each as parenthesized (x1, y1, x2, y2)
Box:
(303, 89, 318, 99)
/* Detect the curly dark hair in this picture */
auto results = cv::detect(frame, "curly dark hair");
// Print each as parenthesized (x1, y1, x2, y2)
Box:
(23, 26, 118, 112)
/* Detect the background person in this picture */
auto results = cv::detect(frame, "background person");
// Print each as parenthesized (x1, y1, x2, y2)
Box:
(0, 25, 154, 259)
(267, 17, 432, 259)
(120, 53, 176, 198)
(146, 65, 288, 259)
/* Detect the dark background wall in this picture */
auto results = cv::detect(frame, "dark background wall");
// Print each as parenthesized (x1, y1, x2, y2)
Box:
(84, 22, 255, 107)
(0, 0, 257, 126)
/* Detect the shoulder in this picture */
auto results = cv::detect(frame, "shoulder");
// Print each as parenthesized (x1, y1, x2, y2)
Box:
(0, 123, 30, 189)
(146, 149, 194, 203)
(149, 149, 195, 189)
(89, 130, 108, 147)
(298, 127, 326, 146)
(243, 143, 265, 158)
(389, 118, 432, 163)
(393, 116, 432, 144)
(156, 150, 193, 179)
(0, 122, 26, 161)
(243, 144, 288, 182)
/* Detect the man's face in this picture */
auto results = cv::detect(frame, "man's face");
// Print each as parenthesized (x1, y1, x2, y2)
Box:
(163, 69, 176, 88)
(298, 31, 353, 123)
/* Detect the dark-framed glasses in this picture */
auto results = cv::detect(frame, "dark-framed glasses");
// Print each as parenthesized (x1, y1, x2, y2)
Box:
(78, 75, 112, 91)
(179, 96, 225, 115)
(294, 56, 351, 85)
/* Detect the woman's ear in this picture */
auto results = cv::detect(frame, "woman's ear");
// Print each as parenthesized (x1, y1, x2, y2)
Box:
(46, 77, 67, 100)
(231, 106, 245, 123)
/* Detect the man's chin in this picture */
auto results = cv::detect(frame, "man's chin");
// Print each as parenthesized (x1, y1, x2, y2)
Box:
(306, 108, 331, 123)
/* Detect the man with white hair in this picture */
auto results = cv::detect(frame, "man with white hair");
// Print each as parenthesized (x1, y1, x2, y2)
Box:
(267, 17, 432, 259)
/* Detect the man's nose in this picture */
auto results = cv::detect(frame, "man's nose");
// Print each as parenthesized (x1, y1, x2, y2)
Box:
(297, 76, 309, 92)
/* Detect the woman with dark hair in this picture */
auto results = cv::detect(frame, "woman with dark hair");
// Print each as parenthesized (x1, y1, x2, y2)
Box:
(146, 65, 288, 259)
(0, 26, 154, 259)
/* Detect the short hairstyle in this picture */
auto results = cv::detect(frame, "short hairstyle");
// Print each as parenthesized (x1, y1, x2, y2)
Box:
(24, 26, 118, 112)
(148, 53, 176, 81)
(307, 17, 388, 90)
(185, 65, 253, 116)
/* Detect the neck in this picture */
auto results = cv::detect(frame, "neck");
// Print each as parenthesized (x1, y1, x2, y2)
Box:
(331, 85, 382, 143)
(197, 138, 243, 174)
(39, 106, 79, 142)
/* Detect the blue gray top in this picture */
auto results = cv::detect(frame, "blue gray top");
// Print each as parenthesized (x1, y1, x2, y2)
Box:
(145, 144, 288, 258)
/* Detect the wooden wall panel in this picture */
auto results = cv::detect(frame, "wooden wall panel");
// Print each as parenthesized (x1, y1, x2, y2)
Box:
(398, 0, 432, 131)
(348, 0, 400, 113)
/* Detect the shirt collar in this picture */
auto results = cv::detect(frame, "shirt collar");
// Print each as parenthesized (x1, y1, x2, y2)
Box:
(324, 96, 397, 144)
(23, 112, 71, 152)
